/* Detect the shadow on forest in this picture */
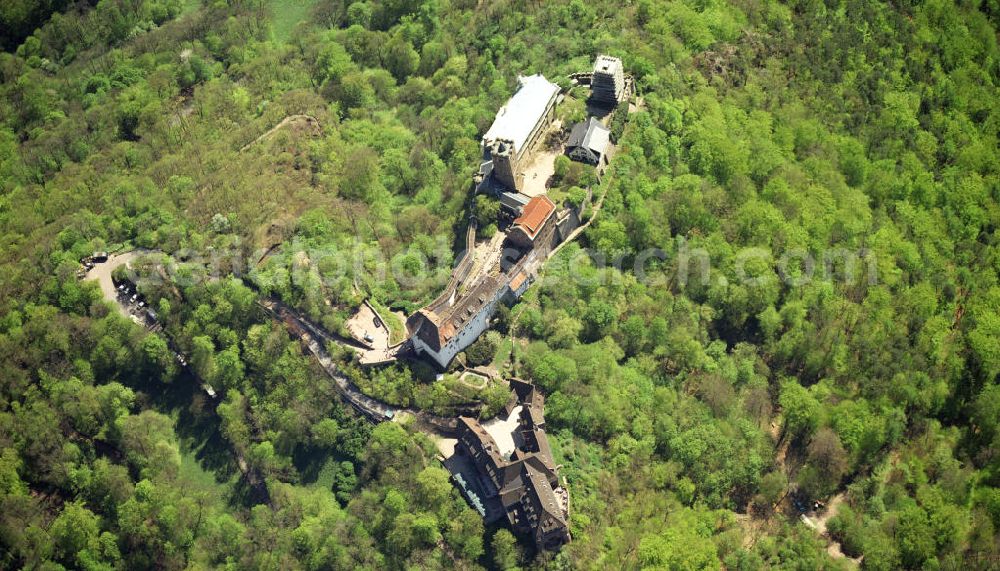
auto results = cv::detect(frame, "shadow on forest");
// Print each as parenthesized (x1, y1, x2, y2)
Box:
(232, 477, 271, 508)
(132, 370, 241, 488)
(293, 445, 333, 485)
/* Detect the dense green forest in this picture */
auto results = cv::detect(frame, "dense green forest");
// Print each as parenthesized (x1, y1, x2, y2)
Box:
(1, 0, 999, 569)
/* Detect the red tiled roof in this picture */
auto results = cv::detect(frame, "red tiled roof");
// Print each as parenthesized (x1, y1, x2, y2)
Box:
(509, 271, 528, 291)
(512, 196, 555, 239)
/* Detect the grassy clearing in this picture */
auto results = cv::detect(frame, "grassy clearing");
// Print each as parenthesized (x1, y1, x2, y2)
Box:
(547, 185, 568, 207)
(178, 445, 235, 496)
(268, 0, 319, 44)
(308, 456, 339, 490)
(372, 300, 407, 345)
(492, 337, 514, 369)
(179, 0, 201, 16)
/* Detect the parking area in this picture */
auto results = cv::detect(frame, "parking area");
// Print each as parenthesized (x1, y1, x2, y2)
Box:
(345, 301, 390, 349)
(113, 281, 160, 331)
(83, 251, 196, 376)
(85, 251, 138, 316)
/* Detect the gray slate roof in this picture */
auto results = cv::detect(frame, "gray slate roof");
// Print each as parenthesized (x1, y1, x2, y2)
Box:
(500, 191, 530, 213)
(567, 117, 610, 156)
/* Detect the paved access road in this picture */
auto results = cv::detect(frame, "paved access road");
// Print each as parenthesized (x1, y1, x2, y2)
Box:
(84, 252, 458, 431)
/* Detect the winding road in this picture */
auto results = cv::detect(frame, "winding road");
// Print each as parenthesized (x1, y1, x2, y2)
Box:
(260, 299, 461, 430)
(258, 299, 403, 422)
(85, 253, 456, 429)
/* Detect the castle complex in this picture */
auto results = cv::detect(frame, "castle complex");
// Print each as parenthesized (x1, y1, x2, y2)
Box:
(409, 55, 630, 552)
(407, 193, 562, 369)
(409, 56, 627, 370)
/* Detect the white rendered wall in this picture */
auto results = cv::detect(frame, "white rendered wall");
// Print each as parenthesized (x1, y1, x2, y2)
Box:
(412, 285, 511, 368)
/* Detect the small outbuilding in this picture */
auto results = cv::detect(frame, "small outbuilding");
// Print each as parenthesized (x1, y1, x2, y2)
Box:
(566, 117, 611, 166)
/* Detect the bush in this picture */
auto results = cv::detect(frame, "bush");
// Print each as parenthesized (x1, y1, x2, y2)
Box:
(480, 223, 497, 239)
(566, 186, 588, 208)
(609, 104, 628, 142)
(553, 155, 571, 182)
(826, 506, 864, 558)
(474, 195, 500, 225)
(466, 330, 501, 366)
